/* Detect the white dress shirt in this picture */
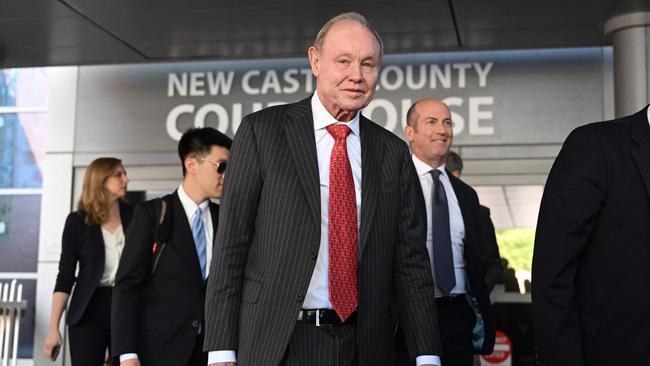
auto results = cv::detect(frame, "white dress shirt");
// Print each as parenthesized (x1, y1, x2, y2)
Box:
(178, 183, 214, 276)
(412, 155, 467, 296)
(209, 94, 439, 366)
(121, 184, 213, 363)
(99, 224, 124, 287)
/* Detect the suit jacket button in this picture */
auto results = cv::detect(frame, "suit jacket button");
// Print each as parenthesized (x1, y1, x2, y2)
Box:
(192, 320, 199, 327)
(311, 251, 318, 260)
(297, 294, 304, 302)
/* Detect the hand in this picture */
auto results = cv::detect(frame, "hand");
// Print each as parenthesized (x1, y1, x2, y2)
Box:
(43, 329, 62, 361)
(209, 363, 236, 366)
(120, 360, 141, 366)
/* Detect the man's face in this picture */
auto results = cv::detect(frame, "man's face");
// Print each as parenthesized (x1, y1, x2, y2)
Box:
(405, 100, 453, 167)
(191, 145, 230, 200)
(308, 20, 381, 121)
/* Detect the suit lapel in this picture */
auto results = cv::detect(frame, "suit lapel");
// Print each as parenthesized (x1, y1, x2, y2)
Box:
(447, 171, 465, 207)
(171, 192, 204, 281)
(630, 106, 650, 200)
(359, 116, 382, 258)
(205, 201, 219, 284)
(284, 98, 321, 231)
(282, 101, 385, 257)
(90, 223, 105, 284)
(210, 202, 219, 243)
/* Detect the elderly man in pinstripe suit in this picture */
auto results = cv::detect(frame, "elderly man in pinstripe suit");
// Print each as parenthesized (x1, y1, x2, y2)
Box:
(204, 12, 441, 366)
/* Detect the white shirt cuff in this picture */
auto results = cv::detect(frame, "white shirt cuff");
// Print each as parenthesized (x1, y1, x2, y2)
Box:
(207, 350, 237, 364)
(119, 353, 138, 362)
(416, 355, 441, 366)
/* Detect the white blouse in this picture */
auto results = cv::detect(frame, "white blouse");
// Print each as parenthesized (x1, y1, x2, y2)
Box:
(99, 224, 125, 287)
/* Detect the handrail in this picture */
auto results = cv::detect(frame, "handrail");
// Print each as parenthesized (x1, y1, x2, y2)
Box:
(0, 280, 26, 366)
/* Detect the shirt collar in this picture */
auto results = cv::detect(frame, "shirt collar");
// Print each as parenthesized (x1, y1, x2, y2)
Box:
(311, 93, 360, 136)
(412, 154, 447, 178)
(178, 183, 209, 218)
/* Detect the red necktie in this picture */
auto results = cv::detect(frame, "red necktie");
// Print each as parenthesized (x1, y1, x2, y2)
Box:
(326, 124, 358, 322)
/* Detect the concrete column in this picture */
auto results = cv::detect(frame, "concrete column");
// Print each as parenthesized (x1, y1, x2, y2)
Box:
(604, 12, 650, 118)
(34, 66, 78, 366)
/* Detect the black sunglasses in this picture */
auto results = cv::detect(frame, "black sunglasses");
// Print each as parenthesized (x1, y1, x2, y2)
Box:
(201, 159, 227, 174)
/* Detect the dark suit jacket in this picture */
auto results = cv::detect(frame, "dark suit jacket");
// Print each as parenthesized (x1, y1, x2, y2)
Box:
(532, 106, 650, 366)
(54, 202, 133, 326)
(111, 192, 218, 365)
(448, 173, 496, 354)
(478, 205, 503, 292)
(204, 97, 441, 365)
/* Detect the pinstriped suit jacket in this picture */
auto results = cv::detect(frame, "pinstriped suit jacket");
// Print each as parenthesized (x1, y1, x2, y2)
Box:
(204, 97, 441, 365)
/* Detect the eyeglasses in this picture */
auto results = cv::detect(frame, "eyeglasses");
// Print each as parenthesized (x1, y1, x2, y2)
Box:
(199, 158, 227, 174)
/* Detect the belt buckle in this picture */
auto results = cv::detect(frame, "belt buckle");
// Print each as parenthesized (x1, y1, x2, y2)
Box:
(315, 309, 320, 327)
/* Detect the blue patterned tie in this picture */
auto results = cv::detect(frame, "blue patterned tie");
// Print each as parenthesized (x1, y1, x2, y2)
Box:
(430, 169, 455, 294)
(192, 207, 207, 279)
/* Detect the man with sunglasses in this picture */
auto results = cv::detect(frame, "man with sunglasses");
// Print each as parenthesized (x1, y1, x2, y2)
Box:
(111, 127, 232, 366)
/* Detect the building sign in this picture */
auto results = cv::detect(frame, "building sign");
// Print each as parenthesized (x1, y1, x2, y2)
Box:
(75, 48, 611, 160)
(163, 61, 495, 140)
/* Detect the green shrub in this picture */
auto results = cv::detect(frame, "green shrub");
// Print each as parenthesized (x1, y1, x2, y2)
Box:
(495, 228, 535, 272)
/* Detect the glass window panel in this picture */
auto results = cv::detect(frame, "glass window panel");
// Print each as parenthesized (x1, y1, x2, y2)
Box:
(0, 195, 40, 272)
(0, 68, 49, 108)
(18, 279, 36, 359)
(0, 113, 46, 188)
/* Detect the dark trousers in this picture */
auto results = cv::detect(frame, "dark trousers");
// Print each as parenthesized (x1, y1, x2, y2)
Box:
(437, 296, 476, 366)
(68, 287, 116, 366)
(188, 332, 207, 366)
(394, 296, 476, 366)
(280, 321, 357, 366)
(394, 325, 411, 365)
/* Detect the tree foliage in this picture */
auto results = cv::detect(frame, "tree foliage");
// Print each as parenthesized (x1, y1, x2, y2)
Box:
(495, 228, 535, 272)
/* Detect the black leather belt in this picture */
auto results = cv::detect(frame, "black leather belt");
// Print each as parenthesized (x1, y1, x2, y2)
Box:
(435, 295, 466, 305)
(298, 309, 358, 327)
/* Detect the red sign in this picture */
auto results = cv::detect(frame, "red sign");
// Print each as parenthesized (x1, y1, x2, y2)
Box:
(481, 330, 512, 364)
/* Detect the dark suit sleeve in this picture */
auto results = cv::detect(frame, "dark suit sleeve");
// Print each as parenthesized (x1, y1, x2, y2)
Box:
(54, 212, 82, 294)
(111, 203, 155, 356)
(204, 115, 263, 351)
(393, 145, 442, 358)
(532, 126, 606, 366)
(478, 206, 503, 292)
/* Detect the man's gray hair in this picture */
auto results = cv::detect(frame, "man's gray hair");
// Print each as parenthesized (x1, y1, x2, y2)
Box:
(312, 12, 384, 57)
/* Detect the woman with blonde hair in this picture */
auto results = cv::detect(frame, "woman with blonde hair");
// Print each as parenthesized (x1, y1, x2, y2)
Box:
(44, 157, 133, 365)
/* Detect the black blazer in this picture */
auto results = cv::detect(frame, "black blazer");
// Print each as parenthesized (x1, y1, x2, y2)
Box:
(448, 173, 496, 354)
(478, 205, 503, 293)
(533, 106, 650, 366)
(111, 191, 218, 365)
(204, 97, 441, 365)
(54, 201, 133, 326)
